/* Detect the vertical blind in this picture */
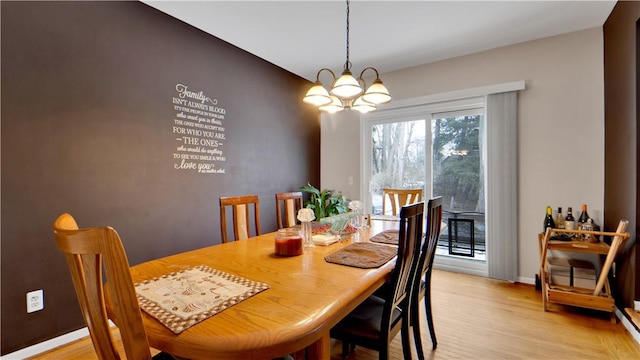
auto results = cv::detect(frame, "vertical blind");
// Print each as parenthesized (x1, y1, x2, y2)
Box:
(486, 91, 518, 281)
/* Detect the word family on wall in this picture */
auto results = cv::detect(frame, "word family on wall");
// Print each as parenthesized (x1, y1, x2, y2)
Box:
(171, 83, 227, 174)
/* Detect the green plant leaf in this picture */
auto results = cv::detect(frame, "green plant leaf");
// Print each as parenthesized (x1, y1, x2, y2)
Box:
(300, 183, 320, 196)
(299, 183, 349, 219)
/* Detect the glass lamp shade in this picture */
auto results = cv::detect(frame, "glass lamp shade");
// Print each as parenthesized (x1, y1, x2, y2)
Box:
(362, 79, 391, 104)
(331, 70, 363, 99)
(319, 96, 345, 113)
(351, 96, 376, 113)
(303, 83, 332, 106)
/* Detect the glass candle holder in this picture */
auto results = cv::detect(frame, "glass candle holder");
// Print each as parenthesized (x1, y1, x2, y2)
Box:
(274, 228, 303, 256)
(297, 208, 316, 249)
(301, 220, 314, 248)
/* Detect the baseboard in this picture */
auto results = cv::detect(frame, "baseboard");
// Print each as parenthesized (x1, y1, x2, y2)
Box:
(619, 307, 640, 345)
(518, 275, 536, 285)
(1, 327, 89, 360)
(433, 256, 488, 278)
(3, 305, 638, 359)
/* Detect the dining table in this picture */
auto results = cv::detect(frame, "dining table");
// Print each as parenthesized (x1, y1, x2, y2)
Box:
(127, 219, 399, 360)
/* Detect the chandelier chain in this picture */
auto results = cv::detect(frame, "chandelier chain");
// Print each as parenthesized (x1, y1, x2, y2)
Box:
(345, 0, 350, 71)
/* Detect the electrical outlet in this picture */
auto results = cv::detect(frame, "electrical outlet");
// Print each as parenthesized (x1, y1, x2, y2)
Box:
(27, 289, 44, 313)
(634, 300, 640, 311)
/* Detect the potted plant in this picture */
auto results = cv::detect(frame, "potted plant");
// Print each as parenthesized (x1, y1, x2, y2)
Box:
(299, 183, 349, 220)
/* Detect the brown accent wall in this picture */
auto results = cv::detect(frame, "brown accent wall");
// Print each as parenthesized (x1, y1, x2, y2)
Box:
(0, 1, 319, 354)
(603, 1, 640, 309)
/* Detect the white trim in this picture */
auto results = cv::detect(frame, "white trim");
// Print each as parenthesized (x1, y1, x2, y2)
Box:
(3, 300, 637, 359)
(617, 307, 640, 345)
(434, 256, 488, 278)
(518, 275, 536, 285)
(1, 327, 90, 360)
(1, 320, 115, 359)
(366, 97, 484, 121)
(376, 80, 526, 111)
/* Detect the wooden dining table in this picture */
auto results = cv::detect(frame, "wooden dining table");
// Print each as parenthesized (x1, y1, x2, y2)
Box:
(128, 220, 399, 360)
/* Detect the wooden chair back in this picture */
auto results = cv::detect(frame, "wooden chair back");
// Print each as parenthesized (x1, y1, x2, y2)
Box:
(382, 188, 423, 216)
(389, 201, 425, 322)
(219, 195, 261, 243)
(330, 201, 424, 359)
(53, 213, 153, 360)
(275, 191, 304, 229)
(411, 196, 443, 353)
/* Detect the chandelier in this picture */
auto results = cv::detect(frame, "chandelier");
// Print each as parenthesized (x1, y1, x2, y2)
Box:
(303, 0, 391, 114)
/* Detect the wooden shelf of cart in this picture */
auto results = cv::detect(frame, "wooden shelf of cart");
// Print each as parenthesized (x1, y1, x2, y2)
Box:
(538, 220, 630, 321)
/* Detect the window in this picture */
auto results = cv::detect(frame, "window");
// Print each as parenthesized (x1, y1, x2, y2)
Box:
(432, 109, 485, 260)
(369, 119, 426, 215)
(360, 81, 523, 280)
(363, 98, 488, 272)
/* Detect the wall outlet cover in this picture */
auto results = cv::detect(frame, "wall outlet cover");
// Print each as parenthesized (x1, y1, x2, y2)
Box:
(27, 289, 44, 313)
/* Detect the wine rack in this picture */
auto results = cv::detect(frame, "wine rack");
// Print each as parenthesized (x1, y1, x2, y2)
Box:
(538, 220, 630, 322)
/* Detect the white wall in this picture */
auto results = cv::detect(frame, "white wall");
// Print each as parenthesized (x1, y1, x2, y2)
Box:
(321, 28, 605, 283)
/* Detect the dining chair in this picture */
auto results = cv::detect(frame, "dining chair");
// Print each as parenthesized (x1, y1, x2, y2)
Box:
(275, 191, 304, 229)
(219, 194, 261, 243)
(411, 197, 443, 357)
(330, 201, 424, 360)
(53, 213, 174, 360)
(382, 188, 423, 216)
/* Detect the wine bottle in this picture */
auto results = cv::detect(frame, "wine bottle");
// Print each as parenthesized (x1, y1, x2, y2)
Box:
(565, 207, 576, 231)
(543, 206, 555, 232)
(577, 204, 590, 230)
(555, 207, 565, 230)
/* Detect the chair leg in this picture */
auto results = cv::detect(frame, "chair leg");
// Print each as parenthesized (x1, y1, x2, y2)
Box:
(342, 340, 349, 358)
(401, 316, 413, 360)
(152, 352, 182, 360)
(380, 343, 390, 360)
(424, 286, 437, 349)
(412, 297, 425, 360)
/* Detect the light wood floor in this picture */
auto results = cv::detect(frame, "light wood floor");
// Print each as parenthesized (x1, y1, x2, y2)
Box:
(28, 270, 640, 359)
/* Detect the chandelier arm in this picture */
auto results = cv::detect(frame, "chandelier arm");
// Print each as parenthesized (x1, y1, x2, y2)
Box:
(358, 67, 381, 80)
(316, 68, 337, 83)
(357, 76, 368, 90)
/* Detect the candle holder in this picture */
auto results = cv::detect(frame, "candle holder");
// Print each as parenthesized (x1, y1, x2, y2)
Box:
(298, 208, 316, 249)
(274, 228, 303, 256)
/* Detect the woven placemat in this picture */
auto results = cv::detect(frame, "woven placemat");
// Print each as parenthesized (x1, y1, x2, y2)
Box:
(135, 265, 269, 334)
(369, 230, 399, 245)
(324, 242, 397, 268)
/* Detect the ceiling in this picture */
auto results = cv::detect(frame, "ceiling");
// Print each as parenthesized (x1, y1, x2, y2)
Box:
(142, 1, 616, 82)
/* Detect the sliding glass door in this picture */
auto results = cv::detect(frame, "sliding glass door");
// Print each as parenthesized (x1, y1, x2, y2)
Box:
(432, 110, 485, 260)
(362, 98, 488, 275)
(368, 118, 427, 215)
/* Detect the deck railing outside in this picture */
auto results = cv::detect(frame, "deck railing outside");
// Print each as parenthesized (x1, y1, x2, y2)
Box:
(438, 210, 485, 259)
